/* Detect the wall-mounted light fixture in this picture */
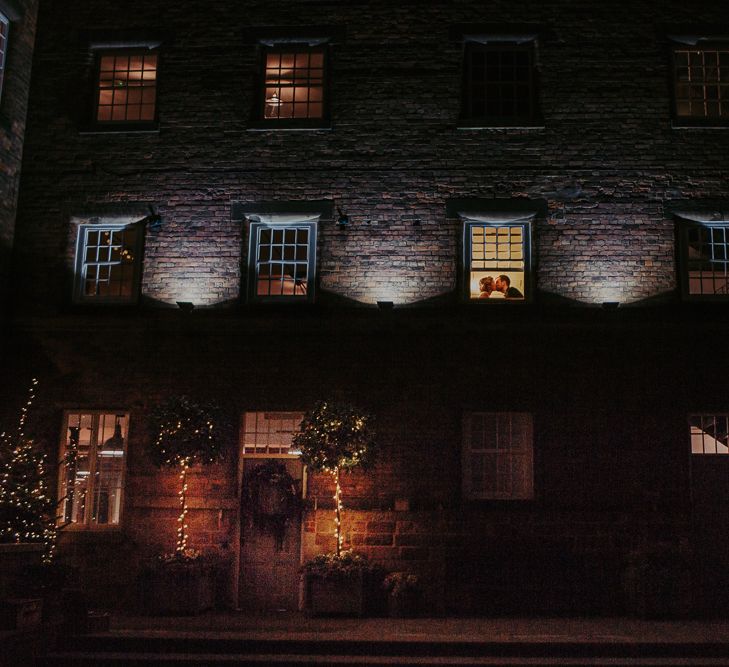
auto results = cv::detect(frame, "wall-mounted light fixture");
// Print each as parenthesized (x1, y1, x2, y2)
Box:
(176, 301, 195, 313)
(137, 205, 162, 230)
(602, 301, 620, 310)
(337, 207, 349, 228)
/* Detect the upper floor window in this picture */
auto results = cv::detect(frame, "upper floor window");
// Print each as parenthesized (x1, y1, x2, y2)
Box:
(58, 412, 128, 529)
(452, 200, 541, 302)
(74, 223, 143, 303)
(677, 219, 729, 299)
(690, 414, 729, 454)
(463, 412, 534, 500)
(94, 50, 158, 125)
(460, 40, 540, 128)
(672, 43, 729, 125)
(0, 11, 8, 104)
(248, 220, 316, 302)
(262, 46, 326, 122)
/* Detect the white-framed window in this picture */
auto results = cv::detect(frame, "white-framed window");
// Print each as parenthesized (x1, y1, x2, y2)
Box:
(74, 223, 143, 303)
(690, 414, 729, 455)
(0, 11, 8, 104)
(463, 221, 531, 301)
(58, 412, 128, 529)
(463, 412, 534, 500)
(247, 220, 317, 302)
(242, 411, 304, 457)
(679, 221, 729, 299)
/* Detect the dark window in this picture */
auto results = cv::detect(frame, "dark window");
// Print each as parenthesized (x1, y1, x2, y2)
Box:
(248, 220, 317, 302)
(463, 221, 531, 301)
(461, 42, 539, 127)
(93, 50, 158, 126)
(463, 412, 534, 500)
(673, 45, 729, 124)
(256, 45, 328, 127)
(679, 222, 729, 299)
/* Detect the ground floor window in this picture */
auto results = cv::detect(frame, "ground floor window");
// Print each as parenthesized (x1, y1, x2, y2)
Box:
(462, 412, 534, 499)
(58, 412, 128, 528)
(680, 222, 729, 298)
(690, 414, 729, 454)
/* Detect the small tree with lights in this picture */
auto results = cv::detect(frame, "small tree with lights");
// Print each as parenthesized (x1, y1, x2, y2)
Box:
(148, 395, 226, 561)
(294, 400, 376, 557)
(0, 379, 56, 562)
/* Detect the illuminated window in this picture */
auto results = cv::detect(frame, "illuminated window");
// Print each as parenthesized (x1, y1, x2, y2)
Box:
(672, 45, 729, 123)
(58, 412, 128, 528)
(679, 222, 729, 298)
(94, 50, 158, 124)
(463, 412, 534, 500)
(248, 220, 316, 302)
(243, 412, 304, 456)
(261, 46, 326, 122)
(0, 11, 8, 104)
(460, 42, 539, 127)
(74, 223, 143, 303)
(690, 414, 729, 454)
(463, 222, 530, 301)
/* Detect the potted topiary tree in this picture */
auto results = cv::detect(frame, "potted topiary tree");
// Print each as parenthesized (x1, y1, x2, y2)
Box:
(293, 400, 379, 615)
(145, 395, 228, 614)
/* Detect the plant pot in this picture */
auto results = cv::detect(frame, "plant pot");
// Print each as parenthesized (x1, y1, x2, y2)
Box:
(304, 572, 366, 616)
(145, 562, 215, 615)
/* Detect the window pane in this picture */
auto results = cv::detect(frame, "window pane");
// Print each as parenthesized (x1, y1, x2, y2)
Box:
(674, 47, 729, 119)
(59, 412, 128, 528)
(464, 412, 533, 499)
(243, 411, 305, 455)
(96, 50, 157, 123)
(77, 225, 138, 302)
(469, 224, 527, 300)
(263, 48, 325, 119)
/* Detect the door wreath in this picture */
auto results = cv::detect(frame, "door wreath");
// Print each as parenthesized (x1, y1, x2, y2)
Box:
(242, 460, 300, 550)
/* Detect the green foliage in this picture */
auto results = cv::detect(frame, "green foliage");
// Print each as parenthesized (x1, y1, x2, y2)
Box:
(148, 395, 227, 468)
(293, 401, 376, 473)
(301, 550, 381, 582)
(0, 437, 55, 546)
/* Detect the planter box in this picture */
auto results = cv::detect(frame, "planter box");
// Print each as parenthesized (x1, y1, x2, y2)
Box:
(145, 563, 215, 615)
(303, 572, 366, 616)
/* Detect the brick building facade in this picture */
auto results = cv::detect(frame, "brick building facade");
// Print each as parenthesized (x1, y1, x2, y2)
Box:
(2, 0, 728, 615)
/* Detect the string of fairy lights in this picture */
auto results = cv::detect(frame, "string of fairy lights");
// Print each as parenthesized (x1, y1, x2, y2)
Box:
(0, 378, 56, 562)
(153, 407, 216, 556)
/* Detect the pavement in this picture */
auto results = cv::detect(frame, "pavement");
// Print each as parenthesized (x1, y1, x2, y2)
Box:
(110, 611, 729, 644)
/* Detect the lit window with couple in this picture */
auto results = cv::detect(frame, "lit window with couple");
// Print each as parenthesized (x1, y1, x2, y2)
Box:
(478, 274, 524, 300)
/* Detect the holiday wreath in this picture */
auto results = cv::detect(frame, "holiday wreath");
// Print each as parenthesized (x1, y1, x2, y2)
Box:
(242, 460, 301, 550)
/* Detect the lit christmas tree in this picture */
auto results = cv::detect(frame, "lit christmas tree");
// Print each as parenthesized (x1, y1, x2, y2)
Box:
(0, 379, 56, 561)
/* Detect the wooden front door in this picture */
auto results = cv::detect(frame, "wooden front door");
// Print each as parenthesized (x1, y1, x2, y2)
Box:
(238, 412, 305, 611)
